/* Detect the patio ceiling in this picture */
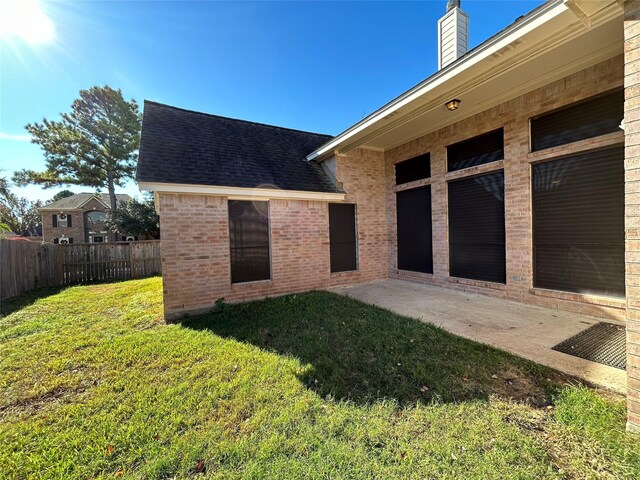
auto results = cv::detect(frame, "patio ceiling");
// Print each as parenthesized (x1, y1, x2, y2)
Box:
(310, 0, 623, 158)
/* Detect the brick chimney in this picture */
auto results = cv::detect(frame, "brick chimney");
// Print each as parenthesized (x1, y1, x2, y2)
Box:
(438, 0, 469, 69)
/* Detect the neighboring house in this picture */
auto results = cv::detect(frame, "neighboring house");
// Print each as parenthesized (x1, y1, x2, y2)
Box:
(137, 0, 640, 430)
(39, 193, 132, 244)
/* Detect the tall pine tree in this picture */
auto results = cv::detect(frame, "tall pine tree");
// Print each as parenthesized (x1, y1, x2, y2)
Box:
(14, 86, 142, 240)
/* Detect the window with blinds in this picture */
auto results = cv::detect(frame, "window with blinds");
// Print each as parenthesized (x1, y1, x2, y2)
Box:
(532, 146, 624, 297)
(329, 203, 357, 272)
(395, 153, 430, 185)
(396, 186, 433, 273)
(447, 129, 504, 172)
(530, 89, 623, 152)
(228, 200, 271, 283)
(448, 171, 506, 283)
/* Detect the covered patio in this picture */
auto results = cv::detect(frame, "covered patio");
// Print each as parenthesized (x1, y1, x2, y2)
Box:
(333, 279, 626, 393)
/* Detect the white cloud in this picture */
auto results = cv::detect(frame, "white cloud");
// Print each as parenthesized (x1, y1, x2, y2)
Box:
(0, 132, 32, 142)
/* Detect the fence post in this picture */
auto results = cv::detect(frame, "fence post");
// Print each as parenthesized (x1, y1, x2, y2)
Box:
(57, 244, 64, 286)
(129, 243, 134, 279)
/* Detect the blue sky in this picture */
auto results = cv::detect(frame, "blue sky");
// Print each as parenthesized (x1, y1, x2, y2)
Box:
(0, 0, 543, 202)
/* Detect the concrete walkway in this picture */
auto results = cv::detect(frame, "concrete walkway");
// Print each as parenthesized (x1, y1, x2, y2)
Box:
(332, 279, 626, 393)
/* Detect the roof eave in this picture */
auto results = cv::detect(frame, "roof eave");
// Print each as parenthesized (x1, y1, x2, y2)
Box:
(138, 181, 346, 202)
(38, 207, 85, 212)
(306, 0, 569, 162)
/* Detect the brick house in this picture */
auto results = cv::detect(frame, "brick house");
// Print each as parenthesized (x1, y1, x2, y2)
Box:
(137, 0, 640, 431)
(39, 193, 131, 244)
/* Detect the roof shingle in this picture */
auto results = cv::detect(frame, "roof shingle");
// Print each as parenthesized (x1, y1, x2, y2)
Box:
(136, 101, 340, 193)
(40, 193, 131, 210)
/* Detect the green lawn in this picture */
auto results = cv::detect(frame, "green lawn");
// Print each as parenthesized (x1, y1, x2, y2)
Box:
(0, 278, 638, 479)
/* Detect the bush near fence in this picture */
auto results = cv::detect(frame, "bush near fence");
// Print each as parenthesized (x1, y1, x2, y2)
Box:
(0, 240, 161, 301)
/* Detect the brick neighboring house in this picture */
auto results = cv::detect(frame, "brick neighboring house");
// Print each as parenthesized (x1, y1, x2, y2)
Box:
(137, 0, 640, 430)
(39, 193, 131, 244)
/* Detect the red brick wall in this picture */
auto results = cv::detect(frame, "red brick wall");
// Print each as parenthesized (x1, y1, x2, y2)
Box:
(42, 198, 114, 243)
(157, 148, 387, 320)
(42, 210, 85, 244)
(625, 0, 640, 433)
(386, 56, 625, 320)
(330, 148, 388, 286)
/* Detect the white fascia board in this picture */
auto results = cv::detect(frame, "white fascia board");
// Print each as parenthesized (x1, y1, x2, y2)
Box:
(306, 0, 567, 161)
(138, 181, 346, 202)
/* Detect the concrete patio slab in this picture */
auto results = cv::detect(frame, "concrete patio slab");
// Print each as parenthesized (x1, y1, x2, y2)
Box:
(331, 279, 626, 393)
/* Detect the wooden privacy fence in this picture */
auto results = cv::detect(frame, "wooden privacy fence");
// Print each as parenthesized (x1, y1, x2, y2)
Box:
(1, 239, 161, 301)
(0, 240, 59, 301)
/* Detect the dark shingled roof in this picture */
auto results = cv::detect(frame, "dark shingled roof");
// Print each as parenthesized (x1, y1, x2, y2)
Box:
(136, 101, 340, 193)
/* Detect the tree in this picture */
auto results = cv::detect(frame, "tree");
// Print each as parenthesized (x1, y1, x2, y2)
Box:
(51, 190, 75, 202)
(0, 177, 42, 236)
(13, 85, 142, 240)
(105, 195, 160, 239)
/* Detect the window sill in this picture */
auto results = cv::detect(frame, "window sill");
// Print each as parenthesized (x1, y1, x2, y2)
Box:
(527, 131, 623, 163)
(444, 160, 504, 181)
(447, 276, 506, 290)
(396, 269, 434, 278)
(529, 287, 626, 309)
(331, 269, 359, 277)
(231, 279, 272, 287)
(394, 178, 431, 192)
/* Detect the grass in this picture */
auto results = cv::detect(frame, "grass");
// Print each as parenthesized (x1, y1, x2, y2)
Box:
(0, 278, 638, 479)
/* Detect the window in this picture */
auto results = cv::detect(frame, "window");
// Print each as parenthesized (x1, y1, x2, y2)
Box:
(86, 211, 107, 227)
(447, 129, 504, 172)
(531, 89, 623, 152)
(396, 186, 432, 273)
(329, 203, 357, 272)
(448, 171, 506, 283)
(90, 235, 105, 243)
(532, 146, 624, 297)
(228, 200, 271, 283)
(395, 153, 430, 185)
(53, 213, 71, 228)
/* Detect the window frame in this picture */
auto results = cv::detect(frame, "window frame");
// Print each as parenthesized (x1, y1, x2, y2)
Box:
(395, 153, 431, 186)
(328, 203, 358, 273)
(56, 214, 69, 228)
(529, 89, 624, 153)
(228, 199, 272, 284)
(530, 146, 625, 298)
(86, 211, 107, 227)
(446, 128, 504, 173)
(396, 185, 433, 274)
(447, 170, 506, 284)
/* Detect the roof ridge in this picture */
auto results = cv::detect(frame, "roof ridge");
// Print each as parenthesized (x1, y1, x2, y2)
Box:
(75, 192, 128, 195)
(143, 100, 334, 139)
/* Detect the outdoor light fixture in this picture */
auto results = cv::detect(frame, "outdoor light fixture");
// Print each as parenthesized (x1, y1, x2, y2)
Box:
(446, 98, 461, 111)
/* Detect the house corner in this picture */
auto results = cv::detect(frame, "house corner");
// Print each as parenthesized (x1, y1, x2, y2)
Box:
(624, 0, 640, 433)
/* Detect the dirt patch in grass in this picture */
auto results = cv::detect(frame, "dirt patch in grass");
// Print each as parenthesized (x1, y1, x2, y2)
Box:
(488, 367, 575, 408)
(0, 384, 89, 418)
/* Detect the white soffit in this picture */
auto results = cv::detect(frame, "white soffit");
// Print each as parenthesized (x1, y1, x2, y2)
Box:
(307, 0, 623, 159)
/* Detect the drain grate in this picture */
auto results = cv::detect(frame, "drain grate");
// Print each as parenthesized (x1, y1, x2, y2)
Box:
(552, 322, 626, 370)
